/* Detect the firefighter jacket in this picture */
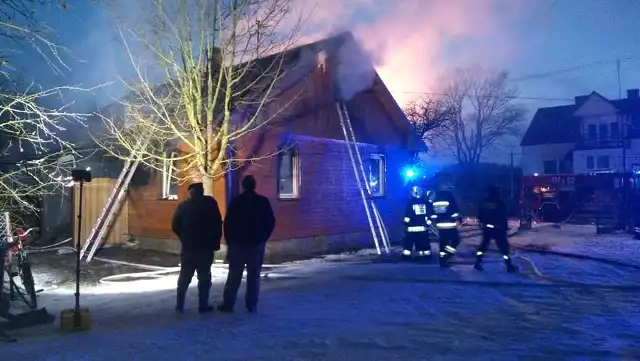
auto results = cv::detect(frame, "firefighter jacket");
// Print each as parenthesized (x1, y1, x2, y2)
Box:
(403, 197, 432, 233)
(430, 194, 461, 229)
(478, 196, 508, 230)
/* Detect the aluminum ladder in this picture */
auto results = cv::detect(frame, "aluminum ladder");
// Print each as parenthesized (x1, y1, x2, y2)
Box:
(79, 154, 141, 263)
(335, 102, 391, 255)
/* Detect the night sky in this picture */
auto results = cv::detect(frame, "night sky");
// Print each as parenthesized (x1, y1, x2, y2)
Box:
(9, 0, 640, 162)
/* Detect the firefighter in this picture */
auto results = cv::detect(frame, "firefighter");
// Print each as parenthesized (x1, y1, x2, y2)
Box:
(431, 187, 461, 268)
(402, 184, 433, 261)
(475, 186, 518, 273)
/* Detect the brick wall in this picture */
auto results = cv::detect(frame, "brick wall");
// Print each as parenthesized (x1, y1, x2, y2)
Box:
(234, 133, 411, 251)
(127, 53, 415, 258)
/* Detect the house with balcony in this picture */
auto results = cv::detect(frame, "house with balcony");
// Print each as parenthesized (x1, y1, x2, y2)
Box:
(520, 88, 640, 175)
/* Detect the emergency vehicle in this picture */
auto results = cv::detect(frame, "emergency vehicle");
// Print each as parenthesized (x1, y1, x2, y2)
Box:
(521, 172, 640, 229)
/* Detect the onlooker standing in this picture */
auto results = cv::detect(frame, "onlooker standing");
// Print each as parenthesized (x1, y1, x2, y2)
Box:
(218, 175, 275, 313)
(171, 182, 223, 313)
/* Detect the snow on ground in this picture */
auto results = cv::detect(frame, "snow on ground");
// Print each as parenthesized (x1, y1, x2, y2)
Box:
(2, 226, 640, 360)
(509, 223, 640, 267)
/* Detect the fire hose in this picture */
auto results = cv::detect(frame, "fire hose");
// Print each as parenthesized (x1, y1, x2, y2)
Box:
(25, 238, 311, 286)
(23, 228, 640, 290)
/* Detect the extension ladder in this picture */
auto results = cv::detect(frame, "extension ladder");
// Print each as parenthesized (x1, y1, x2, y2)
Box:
(79, 154, 142, 263)
(335, 102, 391, 255)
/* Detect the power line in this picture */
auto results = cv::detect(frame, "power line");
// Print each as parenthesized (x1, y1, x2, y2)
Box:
(393, 90, 573, 102)
(509, 56, 640, 83)
(393, 56, 640, 102)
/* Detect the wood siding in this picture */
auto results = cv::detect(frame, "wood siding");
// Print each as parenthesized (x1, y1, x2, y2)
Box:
(127, 168, 227, 243)
(73, 178, 128, 246)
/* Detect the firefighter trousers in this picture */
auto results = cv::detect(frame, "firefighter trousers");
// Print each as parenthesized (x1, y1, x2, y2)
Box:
(438, 228, 460, 258)
(403, 231, 431, 256)
(477, 228, 510, 256)
(476, 228, 515, 270)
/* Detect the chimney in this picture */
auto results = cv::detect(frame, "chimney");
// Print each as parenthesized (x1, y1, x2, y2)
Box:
(575, 95, 588, 105)
(627, 89, 639, 99)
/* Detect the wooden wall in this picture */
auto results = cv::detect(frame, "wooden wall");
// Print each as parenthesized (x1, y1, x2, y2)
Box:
(73, 178, 129, 247)
(127, 168, 227, 242)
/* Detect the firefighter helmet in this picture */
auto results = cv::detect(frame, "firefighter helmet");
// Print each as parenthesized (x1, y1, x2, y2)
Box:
(410, 185, 424, 198)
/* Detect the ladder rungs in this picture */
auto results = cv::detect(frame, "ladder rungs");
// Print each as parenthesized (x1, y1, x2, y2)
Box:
(85, 156, 141, 262)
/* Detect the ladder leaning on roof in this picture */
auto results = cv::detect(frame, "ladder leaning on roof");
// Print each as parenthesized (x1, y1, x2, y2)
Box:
(79, 152, 143, 263)
(335, 102, 391, 255)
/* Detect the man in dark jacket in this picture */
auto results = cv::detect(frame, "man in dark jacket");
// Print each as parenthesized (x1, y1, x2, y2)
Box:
(218, 175, 275, 313)
(171, 182, 223, 313)
(475, 186, 517, 273)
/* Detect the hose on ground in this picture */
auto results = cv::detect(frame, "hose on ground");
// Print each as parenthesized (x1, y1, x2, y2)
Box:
(24, 229, 640, 290)
(24, 239, 302, 286)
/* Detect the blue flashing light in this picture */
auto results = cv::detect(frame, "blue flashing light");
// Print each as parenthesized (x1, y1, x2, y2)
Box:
(403, 166, 419, 181)
(405, 168, 416, 178)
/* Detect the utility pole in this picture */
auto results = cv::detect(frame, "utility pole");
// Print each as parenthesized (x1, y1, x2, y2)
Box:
(617, 59, 622, 99)
(510, 151, 515, 201)
(617, 58, 628, 231)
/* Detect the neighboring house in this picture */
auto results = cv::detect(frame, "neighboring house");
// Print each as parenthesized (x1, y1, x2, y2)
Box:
(56, 31, 423, 262)
(520, 89, 640, 175)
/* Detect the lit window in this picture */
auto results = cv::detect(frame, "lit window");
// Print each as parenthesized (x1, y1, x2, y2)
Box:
(369, 154, 386, 197)
(161, 151, 179, 200)
(277, 148, 300, 199)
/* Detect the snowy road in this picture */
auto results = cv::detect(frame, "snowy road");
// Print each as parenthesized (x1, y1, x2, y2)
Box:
(3, 227, 640, 360)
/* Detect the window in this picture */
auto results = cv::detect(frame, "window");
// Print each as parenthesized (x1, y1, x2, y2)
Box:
(161, 152, 179, 200)
(598, 123, 609, 139)
(368, 154, 386, 197)
(543, 160, 557, 174)
(610, 122, 620, 138)
(559, 160, 573, 174)
(587, 124, 597, 140)
(277, 148, 300, 199)
(597, 155, 610, 169)
(586, 156, 594, 170)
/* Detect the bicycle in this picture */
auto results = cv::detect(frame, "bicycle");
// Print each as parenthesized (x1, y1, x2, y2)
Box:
(4, 227, 39, 310)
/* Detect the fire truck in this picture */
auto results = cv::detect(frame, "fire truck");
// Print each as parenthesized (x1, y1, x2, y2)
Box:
(521, 172, 640, 228)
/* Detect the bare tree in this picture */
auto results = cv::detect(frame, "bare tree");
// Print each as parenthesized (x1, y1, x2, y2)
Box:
(404, 96, 456, 150)
(0, 1, 94, 220)
(438, 67, 526, 164)
(97, 0, 303, 195)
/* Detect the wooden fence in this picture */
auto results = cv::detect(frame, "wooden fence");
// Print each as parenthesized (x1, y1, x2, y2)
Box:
(73, 178, 128, 246)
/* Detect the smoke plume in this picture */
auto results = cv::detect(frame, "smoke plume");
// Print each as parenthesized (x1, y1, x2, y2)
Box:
(293, 0, 534, 106)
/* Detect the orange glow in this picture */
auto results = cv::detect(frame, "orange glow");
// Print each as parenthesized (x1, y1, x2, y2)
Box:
(290, 0, 532, 107)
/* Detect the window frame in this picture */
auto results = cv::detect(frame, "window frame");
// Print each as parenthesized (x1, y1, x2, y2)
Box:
(598, 123, 609, 139)
(586, 156, 595, 170)
(596, 155, 610, 170)
(276, 147, 301, 200)
(368, 153, 386, 198)
(587, 124, 597, 140)
(161, 151, 179, 201)
(610, 122, 620, 139)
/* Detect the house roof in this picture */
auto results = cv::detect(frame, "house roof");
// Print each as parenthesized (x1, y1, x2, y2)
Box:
(520, 105, 580, 146)
(82, 32, 420, 152)
(520, 91, 640, 147)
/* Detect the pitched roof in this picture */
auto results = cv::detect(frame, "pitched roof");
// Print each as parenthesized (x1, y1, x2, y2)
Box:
(520, 105, 580, 146)
(82, 32, 419, 151)
(520, 91, 640, 146)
